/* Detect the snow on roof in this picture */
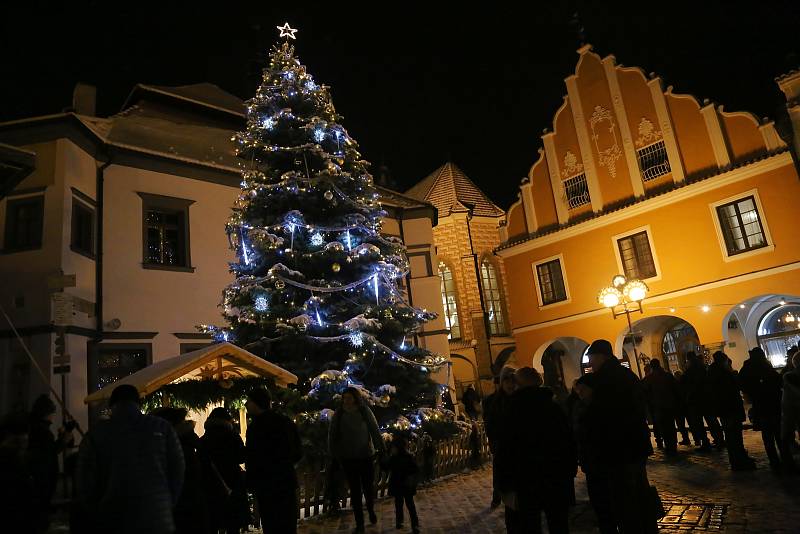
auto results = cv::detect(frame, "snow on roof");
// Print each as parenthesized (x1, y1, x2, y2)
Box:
(84, 342, 297, 404)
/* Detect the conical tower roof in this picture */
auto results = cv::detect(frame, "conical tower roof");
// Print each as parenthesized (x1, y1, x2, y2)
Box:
(405, 162, 503, 217)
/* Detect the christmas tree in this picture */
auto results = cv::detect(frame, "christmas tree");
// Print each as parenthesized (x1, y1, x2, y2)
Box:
(207, 24, 452, 438)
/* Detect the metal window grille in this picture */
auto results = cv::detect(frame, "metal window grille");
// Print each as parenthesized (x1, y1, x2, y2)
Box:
(562, 173, 590, 209)
(636, 140, 671, 182)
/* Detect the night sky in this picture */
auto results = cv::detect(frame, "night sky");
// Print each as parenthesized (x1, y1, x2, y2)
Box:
(2, 1, 797, 209)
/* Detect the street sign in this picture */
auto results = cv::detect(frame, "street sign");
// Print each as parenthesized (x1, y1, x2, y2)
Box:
(52, 293, 74, 326)
(47, 273, 76, 290)
(53, 365, 71, 375)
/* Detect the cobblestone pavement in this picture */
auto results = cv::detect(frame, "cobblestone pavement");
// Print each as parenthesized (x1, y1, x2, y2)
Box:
(296, 431, 800, 534)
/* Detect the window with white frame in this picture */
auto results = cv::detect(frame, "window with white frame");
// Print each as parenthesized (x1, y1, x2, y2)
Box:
(480, 260, 507, 335)
(438, 262, 461, 339)
(636, 140, 671, 181)
(535, 258, 568, 306)
(617, 231, 657, 280)
(715, 196, 767, 256)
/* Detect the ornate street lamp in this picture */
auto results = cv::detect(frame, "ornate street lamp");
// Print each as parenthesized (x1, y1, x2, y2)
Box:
(598, 275, 649, 376)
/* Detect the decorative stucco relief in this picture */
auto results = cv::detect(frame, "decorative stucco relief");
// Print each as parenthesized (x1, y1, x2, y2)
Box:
(589, 105, 622, 178)
(560, 150, 584, 179)
(635, 117, 663, 148)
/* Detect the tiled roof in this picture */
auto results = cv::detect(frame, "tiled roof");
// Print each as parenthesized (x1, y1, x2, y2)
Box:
(122, 83, 246, 118)
(405, 162, 504, 217)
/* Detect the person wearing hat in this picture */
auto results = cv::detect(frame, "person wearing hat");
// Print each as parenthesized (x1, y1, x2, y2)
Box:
(579, 339, 657, 533)
(76, 384, 185, 534)
(739, 347, 793, 470)
(199, 407, 248, 534)
(245, 387, 302, 533)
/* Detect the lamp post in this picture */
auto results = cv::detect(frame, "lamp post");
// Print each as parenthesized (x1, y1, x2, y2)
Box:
(598, 275, 649, 377)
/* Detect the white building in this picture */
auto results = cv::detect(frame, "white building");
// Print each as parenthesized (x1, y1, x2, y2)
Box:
(0, 84, 450, 429)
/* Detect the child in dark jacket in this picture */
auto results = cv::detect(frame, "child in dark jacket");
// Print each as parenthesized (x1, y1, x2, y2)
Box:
(386, 436, 420, 533)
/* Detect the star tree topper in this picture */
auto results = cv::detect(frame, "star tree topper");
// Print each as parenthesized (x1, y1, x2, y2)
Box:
(277, 22, 298, 40)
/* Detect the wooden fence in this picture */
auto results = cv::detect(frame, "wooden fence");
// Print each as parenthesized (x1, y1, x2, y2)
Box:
(295, 423, 490, 519)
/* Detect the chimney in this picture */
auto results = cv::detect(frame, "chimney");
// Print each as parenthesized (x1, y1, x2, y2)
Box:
(777, 70, 800, 156)
(72, 83, 97, 116)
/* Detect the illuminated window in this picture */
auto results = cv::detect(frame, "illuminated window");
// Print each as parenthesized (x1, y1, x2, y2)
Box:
(716, 196, 767, 256)
(438, 262, 461, 339)
(480, 260, 507, 336)
(757, 304, 800, 368)
(138, 192, 194, 271)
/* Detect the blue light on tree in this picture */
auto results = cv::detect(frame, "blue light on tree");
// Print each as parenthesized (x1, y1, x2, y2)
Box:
(262, 116, 276, 129)
(306, 80, 318, 91)
(254, 295, 269, 312)
(349, 331, 364, 347)
(314, 128, 325, 143)
(310, 233, 324, 246)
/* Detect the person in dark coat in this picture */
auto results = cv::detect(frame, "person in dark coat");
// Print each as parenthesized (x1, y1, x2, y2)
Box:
(151, 407, 210, 534)
(385, 436, 420, 533)
(328, 387, 385, 534)
(199, 407, 249, 534)
(462, 384, 481, 420)
(672, 370, 692, 446)
(680, 352, 724, 450)
(707, 352, 756, 470)
(245, 387, 302, 534)
(76, 384, 185, 534)
(642, 359, 681, 455)
(27, 394, 72, 532)
(782, 350, 800, 469)
(579, 340, 657, 534)
(0, 412, 36, 533)
(497, 367, 576, 534)
(483, 366, 516, 508)
(739, 347, 793, 470)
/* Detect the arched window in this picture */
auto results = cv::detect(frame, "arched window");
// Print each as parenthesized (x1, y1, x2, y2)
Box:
(480, 259, 507, 335)
(757, 304, 800, 367)
(438, 262, 461, 340)
(661, 321, 700, 371)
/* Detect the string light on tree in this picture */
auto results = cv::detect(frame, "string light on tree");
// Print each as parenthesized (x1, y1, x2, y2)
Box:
(216, 23, 447, 441)
(254, 295, 269, 312)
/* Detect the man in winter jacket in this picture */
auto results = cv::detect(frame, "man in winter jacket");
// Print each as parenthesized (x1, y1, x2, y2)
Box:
(740, 347, 792, 470)
(707, 352, 755, 470)
(482, 366, 516, 508)
(642, 359, 681, 455)
(580, 339, 657, 534)
(77, 384, 185, 534)
(497, 367, 576, 534)
(245, 387, 303, 533)
(680, 352, 724, 450)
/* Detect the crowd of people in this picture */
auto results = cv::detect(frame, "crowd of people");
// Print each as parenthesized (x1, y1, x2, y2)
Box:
(2, 342, 798, 534)
(479, 342, 800, 533)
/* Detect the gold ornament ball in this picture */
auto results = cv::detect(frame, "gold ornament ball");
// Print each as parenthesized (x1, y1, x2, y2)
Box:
(275, 280, 285, 289)
(324, 190, 334, 201)
(331, 262, 341, 273)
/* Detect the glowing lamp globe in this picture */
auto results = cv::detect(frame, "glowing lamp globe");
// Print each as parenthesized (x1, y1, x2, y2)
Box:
(598, 287, 622, 308)
(624, 280, 648, 302)
(612, 274, 628, 288)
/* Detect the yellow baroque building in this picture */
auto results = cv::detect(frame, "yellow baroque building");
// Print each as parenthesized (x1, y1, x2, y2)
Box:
(497, 45, 800, 389)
